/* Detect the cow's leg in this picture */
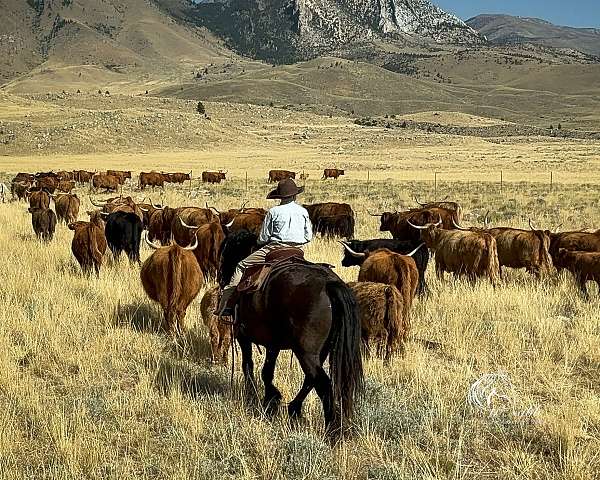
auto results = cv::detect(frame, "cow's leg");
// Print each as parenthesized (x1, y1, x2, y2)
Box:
(577, 275, 589, 299)
(261, 348, 282, 416)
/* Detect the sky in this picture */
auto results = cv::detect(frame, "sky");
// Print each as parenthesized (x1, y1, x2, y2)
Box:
(433, 0, 600, 28)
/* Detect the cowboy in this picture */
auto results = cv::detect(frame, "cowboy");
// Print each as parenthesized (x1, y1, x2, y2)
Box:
(217, 178, 313, 316)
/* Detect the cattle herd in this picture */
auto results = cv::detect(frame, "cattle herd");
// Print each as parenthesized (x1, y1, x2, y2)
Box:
(7, 169, 600, 367)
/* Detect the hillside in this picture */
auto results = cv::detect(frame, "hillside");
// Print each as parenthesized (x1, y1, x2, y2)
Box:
(182, 0, 483, 63)
(0, 0, 239, 85)
(467, 14, 600, 57)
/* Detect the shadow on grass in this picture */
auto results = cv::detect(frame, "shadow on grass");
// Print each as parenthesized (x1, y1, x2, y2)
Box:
(154, 357, 230, 399)
(113, 300, 163, 333)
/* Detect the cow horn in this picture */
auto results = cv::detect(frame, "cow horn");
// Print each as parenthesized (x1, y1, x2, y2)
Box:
(482, 211, 490, 228)
(139, 206, 148, 212)
(89, 196, 106, 207)
(206, 203, 220, 215)
(368, 211, 382, 217)
(225, 218, 235, 228)
(529, 219, 537, 231)
(553, 224, 563, 234)
(435, 215, 443, 227)
(240, 201, 248, 212)
(179, 216, 198, 230)
(414, 196, 426, 206)
(407, 219, 427, 230)
(338, 241, 365, 258)
(452, 218, 468, 231)
(182, 235, 199, 251)
(406, 243, 426, 257)
(100, 211, 109, 217)
(144, 232, 160, 250)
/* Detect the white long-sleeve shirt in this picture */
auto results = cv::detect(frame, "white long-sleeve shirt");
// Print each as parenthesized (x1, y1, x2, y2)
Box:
(258, 202, 313, 246)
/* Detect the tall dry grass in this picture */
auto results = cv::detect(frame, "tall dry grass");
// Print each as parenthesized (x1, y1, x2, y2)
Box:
(0, 176, 598, 480)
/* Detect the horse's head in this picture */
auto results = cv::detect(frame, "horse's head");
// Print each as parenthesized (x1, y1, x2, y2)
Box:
(218, 230, 258, 288)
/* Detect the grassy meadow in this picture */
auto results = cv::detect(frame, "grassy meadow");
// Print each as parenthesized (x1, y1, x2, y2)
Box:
(0, 169, 598, 480)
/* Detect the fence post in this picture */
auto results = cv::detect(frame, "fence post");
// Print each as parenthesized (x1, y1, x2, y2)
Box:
(434, 171, 438, 199)
(550, 171, 553, 191)
(189, 170, 192, 195)
(367, 170, 370, 195)
(500, 170, 503, 194)
(245, 171, 248, 193)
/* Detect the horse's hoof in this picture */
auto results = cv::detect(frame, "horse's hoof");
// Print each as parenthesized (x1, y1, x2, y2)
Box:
(287, 404, 303, 420)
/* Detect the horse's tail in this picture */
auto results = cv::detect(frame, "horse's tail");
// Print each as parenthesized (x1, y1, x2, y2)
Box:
(326, 281, 364, 423)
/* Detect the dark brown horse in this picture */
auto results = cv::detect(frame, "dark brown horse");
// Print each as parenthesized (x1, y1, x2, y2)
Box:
(218, 231, 363, 436)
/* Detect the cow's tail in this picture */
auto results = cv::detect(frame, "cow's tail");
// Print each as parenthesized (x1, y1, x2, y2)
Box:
(167, 247, 184, 332)
(485, 235, 500, 285)
(384, 285, 407, 357)
(326, 281, 364, 428)
(89, 225, 103, 265)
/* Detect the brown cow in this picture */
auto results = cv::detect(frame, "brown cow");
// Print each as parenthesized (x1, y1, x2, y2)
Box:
(147, 208, 171, 245)
(29, 189, 51, 210)
(355, 246, 422, 323)
(74, 170, 94, 183)
(454, 219, 553, 277)
(12, 182, 30, 201)
(68, 211, 107, 275)
(165, 172, 192, 184)
(409, 217, 500, 284)
(176, 217, 225, 278)
(304, 202, 354, 238)
(90, 196, 144, 222)
(200, 286, 232, 364)
(35, 176, 58, 194)
(106, 170, 132, 185)
(138, 200, 163, 228)
(54, 193, 80, 224)
(322, 168, 345, 180)
(555, 249, 600, 298)
(29, 206, 57, 241)
(139, 171, 166, 190)
(141, 235, 203, 335)
(224, 211, 266, 236)
(414, 197, 462, 222)
(57, 180, 75, 193)
(91, 173, 119, 193)
(171, 207, 218, 247)
(202, 171, 227, 184)
(550, 229, 600, 270)
(373, 206, 459, 243)
(56, 171, 74, 181)
(268, 170, 295, 182)
(13, 173, 34, 183)
(348, 282, 408, 361)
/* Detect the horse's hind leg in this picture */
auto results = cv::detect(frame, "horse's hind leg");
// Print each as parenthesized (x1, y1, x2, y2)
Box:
(238, 336, 258, 406)
(261, 348, 281, 416)
(288, 376, 313, 420)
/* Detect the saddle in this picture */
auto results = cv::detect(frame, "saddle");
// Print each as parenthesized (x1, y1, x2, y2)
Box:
(237, 247, 305, 293)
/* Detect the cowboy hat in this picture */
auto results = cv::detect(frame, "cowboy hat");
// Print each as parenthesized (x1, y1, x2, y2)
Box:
(266, 178, 304, 199)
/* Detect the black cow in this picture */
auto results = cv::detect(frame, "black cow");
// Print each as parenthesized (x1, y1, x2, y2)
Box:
(340, 239, 429, 295)
(314, 214, 355, 239)
(105, 211, 143, 263)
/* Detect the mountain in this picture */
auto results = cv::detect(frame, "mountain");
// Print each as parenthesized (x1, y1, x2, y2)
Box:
(184, 0, 484, 63)
(0, 0, 235, 84)
(467, 14, 600, 57)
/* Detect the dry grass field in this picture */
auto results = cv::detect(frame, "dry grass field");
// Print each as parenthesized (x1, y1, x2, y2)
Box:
(1, 92, 600, 479)
(0, 166, 599, 479)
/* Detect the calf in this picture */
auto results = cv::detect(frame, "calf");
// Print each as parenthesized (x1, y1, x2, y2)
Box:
(29, 207, 57, 241)
(105, 211, 143, 263)
(200, 286, 232, 364)
(555, 249, 600, 298)
(348, 282, 408, 361)
(356, 246, 422, 323)
(340, 239, 429, 294)
(141, 235, 203, 334)
(69, 211, 107, 275)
